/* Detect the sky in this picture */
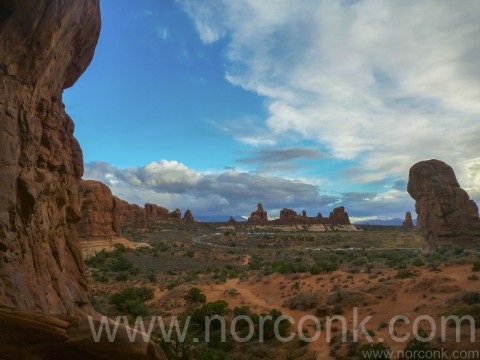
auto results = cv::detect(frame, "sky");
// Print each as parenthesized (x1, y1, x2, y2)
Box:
(64, 0, 480, 221)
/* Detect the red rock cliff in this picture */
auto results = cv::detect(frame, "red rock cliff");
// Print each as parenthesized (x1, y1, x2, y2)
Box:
(76, 180, 147, 238)
(0, 0, 100, 314)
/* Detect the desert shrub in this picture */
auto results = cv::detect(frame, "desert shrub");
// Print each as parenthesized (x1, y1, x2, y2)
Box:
(397, 268, 414, 279)
(185, 287, 207, 305)
(93, 271, 108, 282)
(332, 304, 344, 315)
(258, 309, 291, 340)
(196, 349, 231, 360)
(184, 249, 195, 258)
(154, 242, 170, 252)
(359, 342, 390, 360)
(401, 329, 437, 359)
(110, 255, 136, 273)
(412, 258, 425, 267)
(115, 272, 129, 281)
(191, 301, 230, 329)
(472, 261, 480, 272)
(448, 305, 480, 327)
(283, 292, 319, 311)
(310, 261, 338, 275)
(185, 271, 199, 282)
(110, 287, 154, 317)
(462, 292, 480, 305)
(113, 243, 127, 253)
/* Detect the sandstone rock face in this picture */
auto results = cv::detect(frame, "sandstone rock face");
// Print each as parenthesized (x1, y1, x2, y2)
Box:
(248, 203, 268, 222)
(145, 203, 185, 222)
(0, 0, 101, 314)
(76, 180, 147, 239)
(403, 211, 414, 227)
(114, 197, 147, 229)
(76, 180, 120, 238)
(0, 306, 166, 360)
(407, 159, 480, 241)
(145, 203, 169, 221)
(183, 209, 194, 222)
(279, 208, 303, 223)
(328, 206, 351, 225)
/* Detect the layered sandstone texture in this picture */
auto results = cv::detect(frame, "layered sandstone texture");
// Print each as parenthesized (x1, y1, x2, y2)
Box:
(0, 306, 166, 359)
(0, 0, 101, 314)
(76, 180, 150, 258)
(408, 160, 480, 239)
(76, 180, 147, 238)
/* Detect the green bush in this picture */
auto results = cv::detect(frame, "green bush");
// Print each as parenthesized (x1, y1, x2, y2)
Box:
(110, 287, 154, 317)
(401, 329, 436, 359)
(462, 292, 480, 305)
(185, 287, 207, 305)
(359, 343, 390, 360)
(397, 268, 414, 279)
(472, 261, 480, 272)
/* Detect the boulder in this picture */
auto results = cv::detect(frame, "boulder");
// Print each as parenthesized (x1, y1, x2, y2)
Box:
(407, 159, 480, 247)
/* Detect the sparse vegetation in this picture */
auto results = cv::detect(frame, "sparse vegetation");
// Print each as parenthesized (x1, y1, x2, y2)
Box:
(85, 222, 480, 359)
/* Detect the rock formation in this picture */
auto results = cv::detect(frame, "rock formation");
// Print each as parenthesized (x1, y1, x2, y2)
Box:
(328, 206, 351, 225)
(0, 1, 166, 357)
(145, 203, 184, 222)
(0, 306, 165, 359)
(228, 216, 237, 223)
(169, 208, 182, 220)
(248, 203, 268, 222)
(408, 160, 480, 249)
(145, 203, 169, 221)
(76, 180, 120, 238)
(0, 0, 101, 314)
(183, 209, 194, 222)
(403, 211, 414, 227)
(114, 197, 147, 229)
(76, 180, 148, 239)
(279, 208, 302, 223)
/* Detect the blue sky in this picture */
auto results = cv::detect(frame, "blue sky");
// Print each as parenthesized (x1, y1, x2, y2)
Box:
(64, 0, 480, 220)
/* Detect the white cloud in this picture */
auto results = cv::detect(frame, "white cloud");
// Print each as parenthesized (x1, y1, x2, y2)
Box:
(157, 27, 169, 40)
(179, 0, 480, 190)
(84, 160, 337, 216)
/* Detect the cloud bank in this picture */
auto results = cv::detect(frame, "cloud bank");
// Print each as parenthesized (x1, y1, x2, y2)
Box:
(179, 0, 480, 192)
(84, 160, 338, 217)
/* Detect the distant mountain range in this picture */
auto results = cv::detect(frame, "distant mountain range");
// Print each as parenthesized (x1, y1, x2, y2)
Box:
(354, 218, 417, 226)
